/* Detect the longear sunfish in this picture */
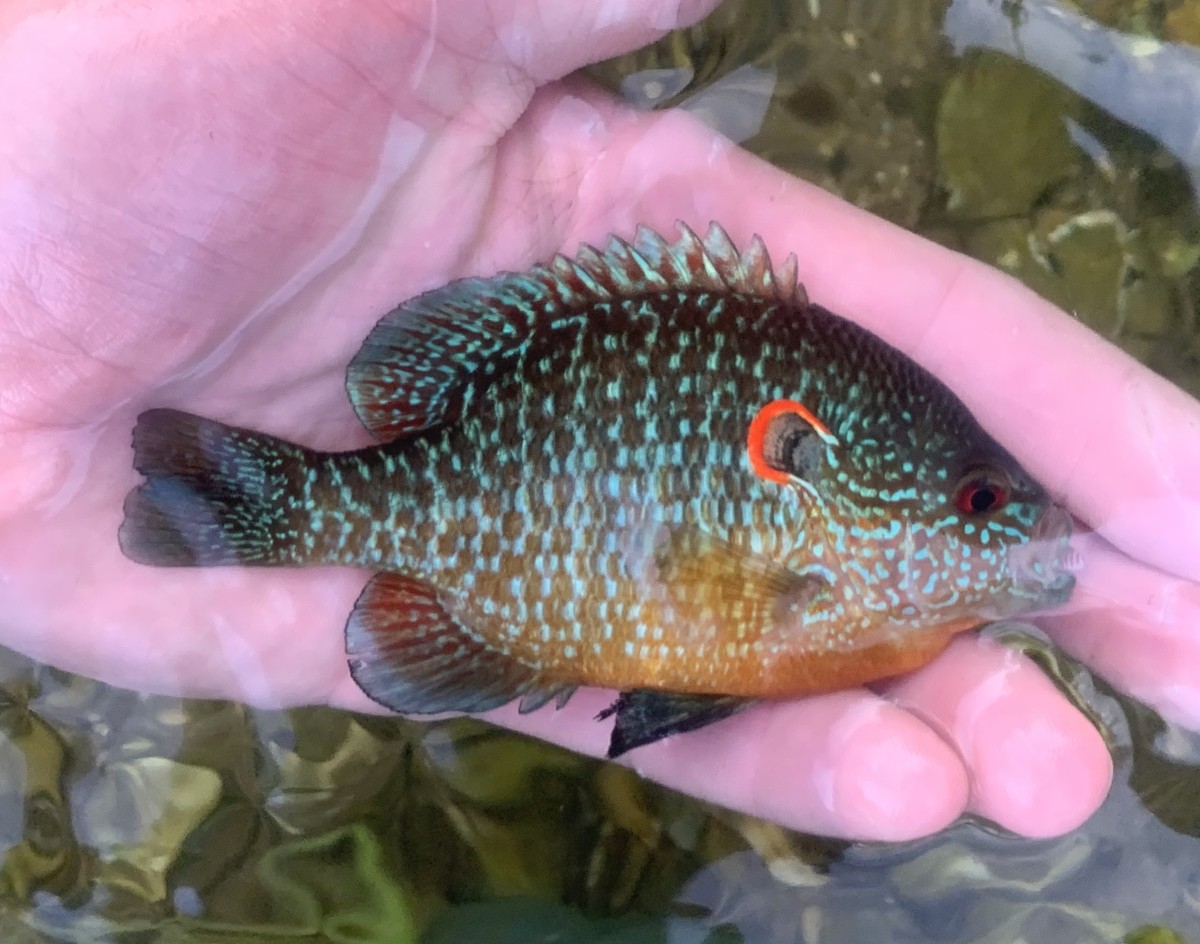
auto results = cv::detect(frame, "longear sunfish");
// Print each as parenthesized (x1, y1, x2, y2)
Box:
(119, 223, 1076, 756)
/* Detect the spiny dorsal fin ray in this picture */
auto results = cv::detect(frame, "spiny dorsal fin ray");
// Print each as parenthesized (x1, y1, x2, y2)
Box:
(346, 222, 807, 441)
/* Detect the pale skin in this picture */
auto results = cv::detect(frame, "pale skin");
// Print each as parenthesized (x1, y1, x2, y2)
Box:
(4, 0, 1200, 843)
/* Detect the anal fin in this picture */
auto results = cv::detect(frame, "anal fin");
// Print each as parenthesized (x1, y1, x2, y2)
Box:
(347, 573, 555, 715)
(598, 690, 754, 758)
(517, 686, 577, 714)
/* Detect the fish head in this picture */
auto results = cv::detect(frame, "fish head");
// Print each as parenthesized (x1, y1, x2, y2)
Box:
(811, 416, 1077, 629)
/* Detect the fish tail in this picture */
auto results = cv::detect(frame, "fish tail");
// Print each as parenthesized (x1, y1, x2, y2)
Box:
(120, 408, 313, 567)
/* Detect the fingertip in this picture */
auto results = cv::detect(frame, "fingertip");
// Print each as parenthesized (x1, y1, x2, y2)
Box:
(886, 635, 1112, 839)
(710, 694, 969, 841)
(966, 689, 1112, 838)
(814, 700, 970, 841)
(486, 690, 970, 842)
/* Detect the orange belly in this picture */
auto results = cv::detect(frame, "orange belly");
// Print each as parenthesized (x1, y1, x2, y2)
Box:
(503, 602, 978, 697)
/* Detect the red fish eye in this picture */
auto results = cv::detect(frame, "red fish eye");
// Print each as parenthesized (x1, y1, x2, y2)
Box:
(954, 469, 1010, 516)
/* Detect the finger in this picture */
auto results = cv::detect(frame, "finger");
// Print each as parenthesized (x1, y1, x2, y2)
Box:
(1043, 531, 1200, 729)
(489, 84, 1200, 584)
(882, 634, 1111, 838)
(476, 689, 970, 842)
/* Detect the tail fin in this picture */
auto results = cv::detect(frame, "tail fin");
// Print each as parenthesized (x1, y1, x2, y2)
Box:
(119, 408, 311, 567)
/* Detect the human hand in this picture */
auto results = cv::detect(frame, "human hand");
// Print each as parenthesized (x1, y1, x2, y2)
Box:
(4, 0, 1200, 843)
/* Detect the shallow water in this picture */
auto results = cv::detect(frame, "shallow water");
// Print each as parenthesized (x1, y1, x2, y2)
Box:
(5, 0, 1200, 941)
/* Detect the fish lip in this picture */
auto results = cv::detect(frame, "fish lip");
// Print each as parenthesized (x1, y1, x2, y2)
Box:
(1036, 570, 1077, 607)
(1007, 503, 1077, 608)
(1033, 502, 1074, 543)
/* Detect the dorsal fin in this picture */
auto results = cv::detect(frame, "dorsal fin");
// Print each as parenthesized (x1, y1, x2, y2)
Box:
(346, 223, 807, 441)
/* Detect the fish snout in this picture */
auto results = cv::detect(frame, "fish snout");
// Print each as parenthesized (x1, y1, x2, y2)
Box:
(1007, 503, 1077, 607)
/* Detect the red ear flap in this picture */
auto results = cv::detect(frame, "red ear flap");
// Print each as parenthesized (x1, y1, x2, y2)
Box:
(747, 399, 837, 485)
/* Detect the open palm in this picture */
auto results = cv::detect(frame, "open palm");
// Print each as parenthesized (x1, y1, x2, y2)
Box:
(4, 0, 1200, 843)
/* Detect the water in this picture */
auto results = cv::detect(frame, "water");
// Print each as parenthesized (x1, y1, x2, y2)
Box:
(3, 0, 1200, 941)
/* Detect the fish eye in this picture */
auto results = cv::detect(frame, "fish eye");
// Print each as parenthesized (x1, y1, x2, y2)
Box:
(953, 467, 1011, 516)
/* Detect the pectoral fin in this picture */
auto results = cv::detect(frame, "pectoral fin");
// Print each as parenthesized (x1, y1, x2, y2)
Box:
(598, 690, 755, 758)
(654, 525, 827, 636)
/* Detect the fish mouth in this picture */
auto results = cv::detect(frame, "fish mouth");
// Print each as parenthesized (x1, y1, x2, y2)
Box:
(1006, 503, 1077, 609)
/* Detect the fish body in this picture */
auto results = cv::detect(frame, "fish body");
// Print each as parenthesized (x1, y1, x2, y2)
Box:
(120, 224, 1075, 755)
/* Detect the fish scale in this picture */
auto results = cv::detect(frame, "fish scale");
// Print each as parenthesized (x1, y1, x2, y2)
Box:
(119, 222, 1075, 756)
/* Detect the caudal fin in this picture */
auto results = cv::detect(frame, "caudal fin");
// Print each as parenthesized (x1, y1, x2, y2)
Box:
(119, 408, 310, 567)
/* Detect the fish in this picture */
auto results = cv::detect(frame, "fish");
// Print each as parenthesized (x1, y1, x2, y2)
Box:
(119, 222, 1076, 757)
